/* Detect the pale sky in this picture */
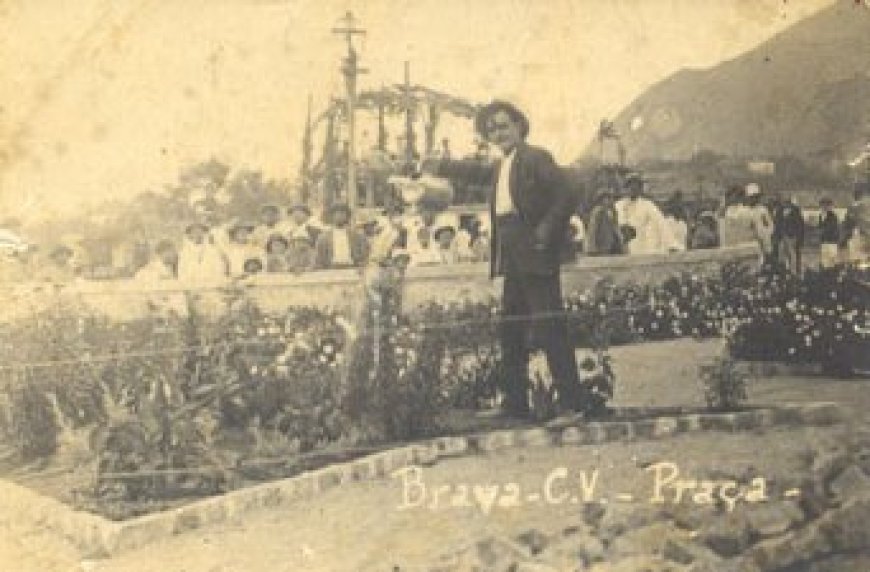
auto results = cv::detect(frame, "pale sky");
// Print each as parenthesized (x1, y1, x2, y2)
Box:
(0, 0, 834, 224)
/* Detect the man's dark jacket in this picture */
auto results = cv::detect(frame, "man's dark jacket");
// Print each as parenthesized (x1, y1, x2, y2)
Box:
(489, 142, 575, 277)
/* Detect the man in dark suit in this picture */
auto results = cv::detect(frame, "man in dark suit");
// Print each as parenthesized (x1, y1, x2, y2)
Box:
(475, 100, 586, 418)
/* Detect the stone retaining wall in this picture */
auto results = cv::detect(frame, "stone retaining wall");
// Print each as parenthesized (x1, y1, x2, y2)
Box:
(0, 401, 841, 558)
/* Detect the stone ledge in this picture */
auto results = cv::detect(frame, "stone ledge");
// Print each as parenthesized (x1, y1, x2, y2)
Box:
(0, 400, 845, 558)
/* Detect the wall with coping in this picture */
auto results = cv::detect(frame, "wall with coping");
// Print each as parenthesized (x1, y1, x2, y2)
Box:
(4, 244, 758, 322)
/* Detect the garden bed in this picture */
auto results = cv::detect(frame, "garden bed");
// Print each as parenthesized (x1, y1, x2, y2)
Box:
(0, 262, 866, 522)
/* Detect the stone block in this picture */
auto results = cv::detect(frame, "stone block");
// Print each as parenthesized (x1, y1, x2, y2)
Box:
(677, 414, 702, 433)
(113, 515, 173, 553)
(603, 421, 633, 441)
(434, 436, 467, 456)
(585, 423, 607, 444)
(653, 417, 679, 438)
(518, 427, 555, 448)
(311, 468, 336, 493)
(280, 473, 315, 501)
(699, 413, 738, 432)
(368, 452, 391, 477)
(478, 430, 516, 452)
(632, 419, 657, 439)
(561, 426, 589, 445)
(412, 443, 439, 465)
(172, 506, 203, 534)
(386, 447, 415, 472)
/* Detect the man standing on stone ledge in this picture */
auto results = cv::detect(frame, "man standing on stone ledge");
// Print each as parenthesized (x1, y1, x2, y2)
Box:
(475, 100, 589, 419)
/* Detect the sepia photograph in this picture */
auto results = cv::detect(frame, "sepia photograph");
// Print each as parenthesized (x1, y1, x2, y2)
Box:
(1, 0, 869, 570)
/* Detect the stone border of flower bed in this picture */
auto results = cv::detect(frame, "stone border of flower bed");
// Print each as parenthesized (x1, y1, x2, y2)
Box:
(0, 401, 845, 558)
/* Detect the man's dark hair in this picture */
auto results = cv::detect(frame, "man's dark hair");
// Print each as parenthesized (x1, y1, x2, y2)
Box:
(474, 100, 530, 141)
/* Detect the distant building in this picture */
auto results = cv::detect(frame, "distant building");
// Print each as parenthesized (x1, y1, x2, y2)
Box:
(747, 160, 775, 176)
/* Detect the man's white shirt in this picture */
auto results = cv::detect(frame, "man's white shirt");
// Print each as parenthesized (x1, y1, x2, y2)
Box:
(495, 149, 517, 216)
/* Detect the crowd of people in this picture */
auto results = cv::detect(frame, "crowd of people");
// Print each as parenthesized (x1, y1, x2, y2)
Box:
(720, 181, 870, 274)
(3, 173, 868, 286)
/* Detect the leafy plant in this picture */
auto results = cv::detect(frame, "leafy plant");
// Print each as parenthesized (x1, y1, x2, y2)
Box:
(699, 355, 749, 411)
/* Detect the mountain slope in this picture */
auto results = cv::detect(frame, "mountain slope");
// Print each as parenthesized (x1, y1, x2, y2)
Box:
(591, 2, 870, 163)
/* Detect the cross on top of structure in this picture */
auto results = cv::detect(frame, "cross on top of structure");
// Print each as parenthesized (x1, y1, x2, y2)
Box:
(331, 10, 366, 52)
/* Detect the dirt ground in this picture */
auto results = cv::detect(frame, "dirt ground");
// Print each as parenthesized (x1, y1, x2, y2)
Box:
(1, 339, 867, 572)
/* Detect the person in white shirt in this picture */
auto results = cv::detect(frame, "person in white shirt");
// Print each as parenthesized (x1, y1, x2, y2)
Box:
(744, 183, 775, 265)
(313, 204, 369, 269)
(224, 220, 262, 278)
(176, 221, 228, 284)
(614, 173, 671, 255)
(287, 204, 321, 246)
(662, 207, 688, 252)
(407, 226, 442, 266)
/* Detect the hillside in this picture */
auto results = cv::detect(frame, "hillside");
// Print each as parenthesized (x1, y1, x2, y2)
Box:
(589, 2, 870, 163)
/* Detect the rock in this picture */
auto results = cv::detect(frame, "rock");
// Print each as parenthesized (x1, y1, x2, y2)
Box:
(828, 464, 870, 501)
(744, 501, 804, 540)
(743, 533, 800, 571)
(595, 504, 659, 543)
(819, 494, 870, 552)
(587, 555, 681, 572)
(515, 529, 550, 555)
(801, 553, 870, 572)
(662, 503, 717, 532)
(688, 557, 759, 572)
(513, 562, 560, 572)
(697, 513, 750, 557)
(582, 502, 606, 528)
(608, 522, 680, 558)
(539, 529, 604, 569)
(811, 447, 850, 485)
(473, 535, 532, 567)
(432, 535, 533, 571)
(662, 537, 721, 566)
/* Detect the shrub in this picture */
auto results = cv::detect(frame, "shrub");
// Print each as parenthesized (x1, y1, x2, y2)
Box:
(6, 379, 60, 459)
(699, 355, 749, 411)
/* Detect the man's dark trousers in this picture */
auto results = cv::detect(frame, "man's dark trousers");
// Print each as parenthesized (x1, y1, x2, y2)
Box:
(497, 219, 580, 413)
